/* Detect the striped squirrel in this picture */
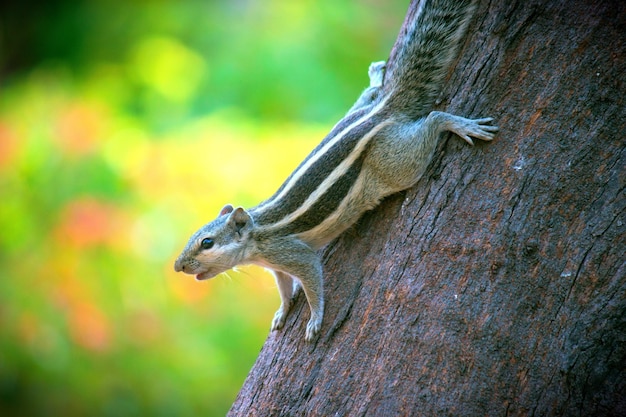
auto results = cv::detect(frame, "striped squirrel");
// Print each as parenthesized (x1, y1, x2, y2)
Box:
(174, 0, 497, 342)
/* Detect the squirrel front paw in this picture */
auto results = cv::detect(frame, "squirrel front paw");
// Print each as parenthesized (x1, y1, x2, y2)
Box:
(271, 308, 288, 331)
(305, 316, 322, 342)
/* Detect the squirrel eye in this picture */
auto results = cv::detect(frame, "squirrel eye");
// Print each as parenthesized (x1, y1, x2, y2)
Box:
(200, 238, 214, 250)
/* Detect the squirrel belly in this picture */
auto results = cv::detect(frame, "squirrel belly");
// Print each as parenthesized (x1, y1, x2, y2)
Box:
(173, 0, 498, 343)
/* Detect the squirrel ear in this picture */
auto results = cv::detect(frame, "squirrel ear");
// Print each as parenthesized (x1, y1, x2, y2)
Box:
(219, 204, 234, 217)
(227, 207, 252, 235)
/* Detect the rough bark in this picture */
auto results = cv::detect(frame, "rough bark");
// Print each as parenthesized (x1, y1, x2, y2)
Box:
(229, 0, 626, 416)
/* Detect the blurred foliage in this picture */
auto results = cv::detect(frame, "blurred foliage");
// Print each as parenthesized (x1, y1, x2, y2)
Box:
(0, 0, 405, 415)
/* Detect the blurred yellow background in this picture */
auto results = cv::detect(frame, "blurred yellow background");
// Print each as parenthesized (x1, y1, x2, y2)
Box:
(0, 0, 404, 415)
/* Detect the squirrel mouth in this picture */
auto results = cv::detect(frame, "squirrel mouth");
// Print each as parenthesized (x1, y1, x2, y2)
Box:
(195, 271, 215, 281)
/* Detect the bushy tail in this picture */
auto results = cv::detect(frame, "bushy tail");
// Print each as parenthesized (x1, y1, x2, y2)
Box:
(383, 0, 476, 118)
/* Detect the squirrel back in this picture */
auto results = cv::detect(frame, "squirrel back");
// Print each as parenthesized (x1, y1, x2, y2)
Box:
(383, 0, 477, 119)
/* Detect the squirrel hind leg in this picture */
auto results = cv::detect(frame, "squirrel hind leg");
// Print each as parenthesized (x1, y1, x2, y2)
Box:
(362, 112, 498, 195)
(346, 61, 387, 115)
(367, 61, 386, 88)
(361, 120, 438, 194)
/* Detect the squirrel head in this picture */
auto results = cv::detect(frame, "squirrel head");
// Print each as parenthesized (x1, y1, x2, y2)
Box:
(173, 204, 255, 280)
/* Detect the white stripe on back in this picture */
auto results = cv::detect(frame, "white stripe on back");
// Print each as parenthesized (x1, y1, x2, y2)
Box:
(258, 95, 389, 217)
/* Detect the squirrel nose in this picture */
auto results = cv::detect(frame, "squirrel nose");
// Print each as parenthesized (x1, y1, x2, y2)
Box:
(174, 258, 184, 272)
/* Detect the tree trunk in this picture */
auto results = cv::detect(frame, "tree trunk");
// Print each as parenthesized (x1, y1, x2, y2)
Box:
(229, 0, 626, 416)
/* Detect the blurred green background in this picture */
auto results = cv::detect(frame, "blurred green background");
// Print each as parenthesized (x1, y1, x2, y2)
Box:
(0, 0, 405, 415)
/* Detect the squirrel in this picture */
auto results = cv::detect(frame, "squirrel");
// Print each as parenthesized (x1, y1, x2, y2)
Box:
(174, 0, 497, 342)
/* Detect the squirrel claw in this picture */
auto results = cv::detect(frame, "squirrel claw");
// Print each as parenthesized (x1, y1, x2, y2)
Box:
(305, 317, 322, 342)
(271, 309, 288, 331)
(368, 61, 386, 88)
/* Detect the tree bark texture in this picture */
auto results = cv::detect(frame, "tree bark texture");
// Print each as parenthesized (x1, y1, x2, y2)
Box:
(229, 0, 625, 416)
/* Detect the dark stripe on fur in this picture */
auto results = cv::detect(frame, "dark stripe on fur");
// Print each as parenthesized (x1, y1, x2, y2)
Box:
(257, 107, 368, 209)
(272, 150, 366, 236)
(253, 111, 380, 226)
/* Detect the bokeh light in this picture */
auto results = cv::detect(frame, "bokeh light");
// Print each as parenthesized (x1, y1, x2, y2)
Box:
(0, 0, 404, 415)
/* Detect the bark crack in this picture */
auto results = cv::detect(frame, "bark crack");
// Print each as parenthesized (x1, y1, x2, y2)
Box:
(506, 159, 537, 224)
